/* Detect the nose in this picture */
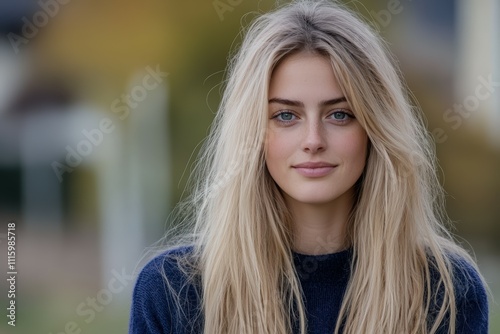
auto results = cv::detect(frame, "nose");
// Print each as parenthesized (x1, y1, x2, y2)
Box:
(302, 120, 326, 153)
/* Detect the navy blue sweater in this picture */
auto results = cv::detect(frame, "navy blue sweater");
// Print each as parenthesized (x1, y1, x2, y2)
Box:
(129, 247, 488, 333)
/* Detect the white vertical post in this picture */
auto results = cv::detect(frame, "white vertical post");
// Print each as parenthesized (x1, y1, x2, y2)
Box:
(128, 76, 170, 247)
(98, 69, 170, 300)
(493, 0, 500, 146)
(456, 0, 498, 145)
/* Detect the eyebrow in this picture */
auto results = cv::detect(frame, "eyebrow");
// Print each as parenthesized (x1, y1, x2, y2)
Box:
(268, 96, 347, 107)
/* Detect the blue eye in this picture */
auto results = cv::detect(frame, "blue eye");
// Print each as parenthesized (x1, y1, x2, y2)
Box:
(332, 111, 348, 119)
(273, 111, 297, 123)
(329, 110, 353, 123)
(279, 112, 294, 121)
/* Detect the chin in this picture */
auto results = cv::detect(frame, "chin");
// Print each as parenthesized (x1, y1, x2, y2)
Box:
(287, 192, 343, 206)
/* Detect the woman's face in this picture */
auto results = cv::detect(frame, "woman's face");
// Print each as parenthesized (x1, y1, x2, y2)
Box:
(265, 52, 368, 207)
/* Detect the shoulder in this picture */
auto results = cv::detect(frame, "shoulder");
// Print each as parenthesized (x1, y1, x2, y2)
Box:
(135, 245, 197, 293)
(136, 246, 197, 288)
(448, 254, 489, 333)
(129, 246, 202, 334)
(429, 252, 489, 333)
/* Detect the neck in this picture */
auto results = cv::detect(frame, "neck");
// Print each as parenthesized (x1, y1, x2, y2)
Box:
(286, 190, 354, 255)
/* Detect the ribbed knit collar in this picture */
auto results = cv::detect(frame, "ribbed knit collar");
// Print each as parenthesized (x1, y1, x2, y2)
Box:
(292, 248, 352, 283)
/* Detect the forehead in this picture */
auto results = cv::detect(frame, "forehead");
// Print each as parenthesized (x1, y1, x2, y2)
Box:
(269, 52, 344, 102)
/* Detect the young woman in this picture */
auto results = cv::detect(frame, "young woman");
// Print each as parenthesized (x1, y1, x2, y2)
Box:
(129, 1, 489, 333)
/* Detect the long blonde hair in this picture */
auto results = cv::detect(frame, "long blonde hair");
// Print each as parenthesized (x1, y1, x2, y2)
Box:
(163, 1, 484, 333)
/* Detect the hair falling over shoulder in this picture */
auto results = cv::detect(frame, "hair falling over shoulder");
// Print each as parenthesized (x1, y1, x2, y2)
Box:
(161, 1, 487, 333)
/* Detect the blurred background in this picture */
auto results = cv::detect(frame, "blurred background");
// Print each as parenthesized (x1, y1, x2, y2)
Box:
(0, 0, 498, 333)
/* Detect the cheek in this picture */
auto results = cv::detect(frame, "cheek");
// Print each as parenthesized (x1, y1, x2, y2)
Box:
(265, 130, 290, 164)
(336, 128, 368, 166)
(265, 129, 299, 186)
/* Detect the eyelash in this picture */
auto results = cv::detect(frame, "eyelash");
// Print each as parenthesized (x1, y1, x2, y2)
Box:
(271, 109, 354, 125)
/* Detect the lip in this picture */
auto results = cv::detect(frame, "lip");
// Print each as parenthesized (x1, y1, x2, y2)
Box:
(292, 162, 337, 177)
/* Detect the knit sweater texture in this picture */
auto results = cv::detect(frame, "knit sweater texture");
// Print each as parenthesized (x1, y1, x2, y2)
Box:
(129, 246, 488, 333)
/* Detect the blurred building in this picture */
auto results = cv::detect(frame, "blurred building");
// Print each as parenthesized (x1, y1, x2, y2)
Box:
(0, 1, 171, 296)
